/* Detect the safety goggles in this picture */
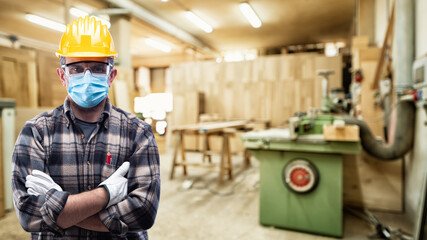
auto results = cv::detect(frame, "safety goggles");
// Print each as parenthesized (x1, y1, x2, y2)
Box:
(62, 61, 112, 78)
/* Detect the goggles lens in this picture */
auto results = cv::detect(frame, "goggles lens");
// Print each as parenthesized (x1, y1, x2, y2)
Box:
(64, 61, 111, 77)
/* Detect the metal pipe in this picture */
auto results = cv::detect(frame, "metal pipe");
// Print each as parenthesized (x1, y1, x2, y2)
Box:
(343, 101, 415, 160)
(394, 0, 415, 93)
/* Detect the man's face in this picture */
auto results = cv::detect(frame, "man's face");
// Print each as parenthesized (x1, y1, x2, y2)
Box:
(56, 56, 118, 109)
(57, 57, 117, 89)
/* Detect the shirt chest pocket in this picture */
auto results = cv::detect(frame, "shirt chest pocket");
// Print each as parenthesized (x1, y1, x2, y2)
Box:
(101, 164, 116, 182)
(100, 151, 125, 182)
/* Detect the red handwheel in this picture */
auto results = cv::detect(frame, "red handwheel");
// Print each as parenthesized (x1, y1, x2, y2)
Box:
(283, 159, 319, 193)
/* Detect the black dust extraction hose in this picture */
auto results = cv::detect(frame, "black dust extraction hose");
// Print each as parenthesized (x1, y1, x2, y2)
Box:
(342, 100, 415, 160)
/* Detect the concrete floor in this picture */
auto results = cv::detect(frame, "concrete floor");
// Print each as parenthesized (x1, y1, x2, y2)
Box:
(0, 151, 413, 240)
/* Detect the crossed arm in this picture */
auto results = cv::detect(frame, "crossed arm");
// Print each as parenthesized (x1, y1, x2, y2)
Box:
(25, 161, 130, 232)
(57, 188, 109, 231)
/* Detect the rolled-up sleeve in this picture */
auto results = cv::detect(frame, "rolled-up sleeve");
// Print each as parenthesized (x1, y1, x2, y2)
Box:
(12, 122, 69, 236)
(99, 125, 160, 237)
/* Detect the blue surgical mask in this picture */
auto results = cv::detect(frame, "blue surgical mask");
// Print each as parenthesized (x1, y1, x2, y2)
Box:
(67, 71, 109, 108)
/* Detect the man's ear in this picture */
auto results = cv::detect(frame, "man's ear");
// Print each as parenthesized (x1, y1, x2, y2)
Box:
(57, 68, 67, 87)
(108, 68, 117, 87)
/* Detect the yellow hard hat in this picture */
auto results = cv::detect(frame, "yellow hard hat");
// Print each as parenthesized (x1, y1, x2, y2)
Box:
(56, 16, 117, 58)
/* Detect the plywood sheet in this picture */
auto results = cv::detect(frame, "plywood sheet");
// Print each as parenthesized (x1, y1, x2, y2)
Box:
(360, 61, 384, 138)
(352, 36, 370, 49)
(37, 50, 67, 107)
(323, 125, 360, 142)
(0, 115, 4, 218)
(15, 107, 52, 140)
(169, 53, 343, 131)
(114, 66, 136, 113)
(343, 152, 402, 212)
(0, 46, 37, 107)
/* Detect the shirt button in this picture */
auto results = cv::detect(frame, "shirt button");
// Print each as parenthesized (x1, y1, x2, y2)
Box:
(88, 185, 92, 190)
(87, 161, 90, 165)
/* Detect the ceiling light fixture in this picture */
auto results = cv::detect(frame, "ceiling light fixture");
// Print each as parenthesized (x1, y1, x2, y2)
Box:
(185, 11, 213, 33)
(70, 7, 111, 29)
(239, 2, 262, 28)
(25, 14, 66, 32)
(144, 38, 172, 53)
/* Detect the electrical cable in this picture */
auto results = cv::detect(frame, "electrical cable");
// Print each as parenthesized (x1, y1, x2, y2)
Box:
(344, 207, 413, 240)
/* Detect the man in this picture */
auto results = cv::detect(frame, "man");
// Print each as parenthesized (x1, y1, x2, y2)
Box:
(11, 16, 160, 239)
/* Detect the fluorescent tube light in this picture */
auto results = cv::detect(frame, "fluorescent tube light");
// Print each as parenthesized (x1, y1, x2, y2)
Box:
(239, 2, 262, 28)
(70, 7, 111, 29)
(185, 11, 213, 33)
(25, 14, 66, 32)
(70, 8, 88, 18)
(144, 38, 172, 53)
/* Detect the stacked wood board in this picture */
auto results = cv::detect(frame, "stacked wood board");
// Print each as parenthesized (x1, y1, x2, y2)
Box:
(169, 53, 342, 128)
(36, 50, 67, 107)
(0, 113, 3, 217)
(0, 46, 38, 107)
(168, 53, 342, 151)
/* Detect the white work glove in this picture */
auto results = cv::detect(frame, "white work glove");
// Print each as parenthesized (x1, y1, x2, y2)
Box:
(25, 170, 63, 196)
(98, 162, 130, 209)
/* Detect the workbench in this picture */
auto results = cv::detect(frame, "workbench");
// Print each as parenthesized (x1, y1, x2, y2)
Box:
(169, 120, 250, 185)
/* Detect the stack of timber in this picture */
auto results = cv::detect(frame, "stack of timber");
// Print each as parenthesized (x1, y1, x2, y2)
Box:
(168, 53, 342, 151)
(36, 50, 67, 107)
(169, 53, 342, 128)
(0, 46, 38, 107)
(0, 112, 4, 217)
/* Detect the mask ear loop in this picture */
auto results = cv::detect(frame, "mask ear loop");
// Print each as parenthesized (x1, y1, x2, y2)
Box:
(106, 63, 113, 84)
(61, 65, 71, 89)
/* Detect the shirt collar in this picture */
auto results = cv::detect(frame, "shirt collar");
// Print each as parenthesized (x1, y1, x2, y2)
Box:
(63, 97, 111, 128)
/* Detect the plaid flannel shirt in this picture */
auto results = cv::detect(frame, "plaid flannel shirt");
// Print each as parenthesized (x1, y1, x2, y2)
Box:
(11, 98, 161, 240)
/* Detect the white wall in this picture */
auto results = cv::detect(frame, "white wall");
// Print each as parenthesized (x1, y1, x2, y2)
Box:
(374, 0, 390, 47)
(406, 103, 427, 226)
(406, 0, 427, 230)
(416, 0, 427, 58)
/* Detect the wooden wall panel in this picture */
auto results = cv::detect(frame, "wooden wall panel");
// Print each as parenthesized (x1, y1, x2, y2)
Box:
(0, 46, 37, 107)
(114, 66, 136, 113)
(0, 114, 4, 218)
(15, 107, 53, 140)
(343, 152, 403, 212)
(36, 50, 67, 107)
(361, 61, 384, 138)
(169, 53, 343, 129)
